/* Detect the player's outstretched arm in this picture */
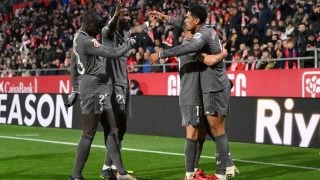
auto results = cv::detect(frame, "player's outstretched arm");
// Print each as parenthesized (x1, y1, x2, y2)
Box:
(159, 32, 206, 59)
(149, 11, 169, 21)
(83, 37, 136, 59)
(130, 17, 157, 34)
(149, 11, 184, 28)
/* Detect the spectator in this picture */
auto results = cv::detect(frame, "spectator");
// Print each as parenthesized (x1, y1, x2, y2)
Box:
(129, 79, 143, 95)
(256, 48, 275, 70)
(283, 38, 298, 69)
(1, 0, 320, 74)
(309, 3, 320, 34)
(228, 52, 245, 71)
(127, 49, 139, 73)
(275, 48, 285, 69)
(141, 51, 152, 73)
(258, 1, 272, 35)
(244, 52, 257, 71)
(0, 64, 13, 77)
(238, 27, 252, 47)
(296, 23, 309, 56)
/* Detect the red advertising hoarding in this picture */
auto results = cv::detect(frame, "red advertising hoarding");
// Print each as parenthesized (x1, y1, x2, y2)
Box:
(0, 76, 71, 94)
(0, 68, 319, 98)
(129, 69, 320, 98)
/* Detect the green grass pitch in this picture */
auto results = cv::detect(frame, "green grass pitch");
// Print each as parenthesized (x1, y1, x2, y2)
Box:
(0, 125, 319, 180)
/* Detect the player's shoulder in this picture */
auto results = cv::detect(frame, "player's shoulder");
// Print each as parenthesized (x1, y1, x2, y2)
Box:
(78, 34, 101, 48)
(193, 26, 211, 39)
(201, 26, 219, 41)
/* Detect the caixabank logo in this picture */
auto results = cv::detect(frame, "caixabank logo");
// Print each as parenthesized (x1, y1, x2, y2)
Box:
(302, 71, 320, 98)
(0, 80, 37, 93)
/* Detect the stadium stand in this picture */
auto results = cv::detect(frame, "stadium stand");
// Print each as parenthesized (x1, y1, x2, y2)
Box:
(0, 0, 319, 76)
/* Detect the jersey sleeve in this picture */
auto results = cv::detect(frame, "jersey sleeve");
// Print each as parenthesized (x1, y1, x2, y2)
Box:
(70, 52, 79, 92)
(82, 36, 132, 59)
(168, 16, 184, 28)
(160, 32, 206, 59)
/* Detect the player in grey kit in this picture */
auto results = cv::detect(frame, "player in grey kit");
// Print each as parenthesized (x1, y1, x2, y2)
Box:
(150, 4, 237, 180)
(99, 2, 151, 179)
(149, 10, 237, 180)
(66, 9, 136, 180)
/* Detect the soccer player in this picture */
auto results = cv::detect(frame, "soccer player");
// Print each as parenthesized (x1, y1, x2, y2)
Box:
(65, 9, 136, 180)
(99, 2, 153, 179)
(149, 4, 237, 180)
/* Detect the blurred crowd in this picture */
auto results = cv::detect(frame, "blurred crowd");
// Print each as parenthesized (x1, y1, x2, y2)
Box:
(0, 0, 320, 77)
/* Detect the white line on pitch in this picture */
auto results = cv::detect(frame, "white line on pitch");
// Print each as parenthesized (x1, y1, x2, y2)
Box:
(0, 135, 319, 171)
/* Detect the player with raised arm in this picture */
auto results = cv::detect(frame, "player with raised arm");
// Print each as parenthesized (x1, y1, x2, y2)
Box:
(149, 9, 237, 180)
(66, 9, 136, 180)
(99, 1, 154, 179)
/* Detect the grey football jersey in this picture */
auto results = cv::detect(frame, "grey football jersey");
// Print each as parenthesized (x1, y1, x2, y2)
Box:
(160, 26, 229, 93)
(73, 30, 132, 76)
(102, 26, 131, 87)
(72, 30, 132, 92)
(168, 16, 202, 106)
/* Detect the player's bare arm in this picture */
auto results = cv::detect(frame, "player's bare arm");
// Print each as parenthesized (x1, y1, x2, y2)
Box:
(200, 48, 228, 66)
(104, 0, 124, 38)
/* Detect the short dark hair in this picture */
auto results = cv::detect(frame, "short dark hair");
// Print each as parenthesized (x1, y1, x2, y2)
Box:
(83, 9, 101, 24)
(188, 4, 207, 24)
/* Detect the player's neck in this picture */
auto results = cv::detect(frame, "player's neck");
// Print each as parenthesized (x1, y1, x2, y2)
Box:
(195, 24, 203, 33)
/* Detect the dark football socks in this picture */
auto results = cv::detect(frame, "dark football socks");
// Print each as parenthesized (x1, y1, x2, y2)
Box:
(185, 139, 197, 173)
(106, 135, 127, 175)
(214, 133, 229, 175)
(72, 134, 93, 178)
(194, 139, 205, 169)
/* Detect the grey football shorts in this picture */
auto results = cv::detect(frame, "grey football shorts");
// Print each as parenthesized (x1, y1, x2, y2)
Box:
(202, 88, 230, 116)
(180, 105, 205, 126)
(111, 85, 131, 116)
(79, 92, 112, 114)
(79, 83, 112, 114)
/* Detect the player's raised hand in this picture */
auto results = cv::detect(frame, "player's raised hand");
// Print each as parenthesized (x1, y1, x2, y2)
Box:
(149, 53, 160, 64)
(149, 11, 168, 21)
(114, 0, 124, 16)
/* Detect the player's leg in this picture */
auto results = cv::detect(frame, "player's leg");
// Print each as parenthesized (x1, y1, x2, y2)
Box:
(193, 121, 207, 178)
(181, 105, 205, 180)
(70, 113, 100, 179)
(203, 90, 232, 180)
(100, 111, 117, 180)
(103, 108, 136, 180)
(100, 86, 136, 180)
(204, 95, 239, 179)
(184, 125, 198, 180)
(101, 87, 129, 178)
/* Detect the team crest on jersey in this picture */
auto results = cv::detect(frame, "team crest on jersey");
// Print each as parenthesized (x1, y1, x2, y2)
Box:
(193, 33, 201, 39)
(91, 39, 101, 48)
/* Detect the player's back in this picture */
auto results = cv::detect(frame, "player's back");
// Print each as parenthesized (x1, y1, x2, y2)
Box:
(179, 37, 202, 106)
(73, 30, 107, 79)
(198, 26, 230, 93)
